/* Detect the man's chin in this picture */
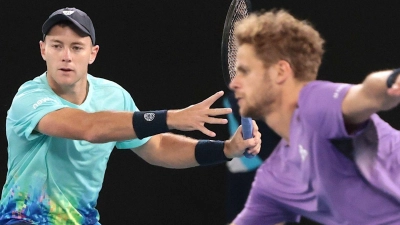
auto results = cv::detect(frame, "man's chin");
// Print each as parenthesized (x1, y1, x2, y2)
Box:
(55, 79, 77, 88)
(240, 109, 261, 120)
(239, 109, 252, 118)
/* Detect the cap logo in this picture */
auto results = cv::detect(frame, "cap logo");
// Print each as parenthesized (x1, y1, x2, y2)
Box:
(63, 10, 75, 16)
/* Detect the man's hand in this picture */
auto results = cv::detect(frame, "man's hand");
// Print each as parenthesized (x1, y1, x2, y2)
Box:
(224, 120, 261, 158)
(166, 91, 232, 137)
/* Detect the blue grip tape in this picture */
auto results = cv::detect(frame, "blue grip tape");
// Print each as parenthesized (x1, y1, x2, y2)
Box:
(241, 117, 254, 158)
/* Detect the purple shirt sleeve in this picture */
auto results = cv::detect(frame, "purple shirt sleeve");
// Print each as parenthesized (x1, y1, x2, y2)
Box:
(298, 81, 352, 139)
(353, 114, 400, 203)
(233, 186, 299, 225)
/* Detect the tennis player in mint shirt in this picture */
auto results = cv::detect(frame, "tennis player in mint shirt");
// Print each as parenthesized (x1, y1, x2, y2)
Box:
(0, 7, 262, 225)
(3, 74, 149, 224)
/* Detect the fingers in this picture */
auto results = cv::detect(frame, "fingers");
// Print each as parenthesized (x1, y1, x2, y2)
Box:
(199, 91, 224, 107)
(387, 76, 400, 96)
(238, 136, 261, 156)
(387, 84, 400, 96)
(191, 91, 232, 117)
(245, 122, 261, 155)
(206, 108, 232, 116)
(170, 91, 230, 135)
(196, 117, 228, 136)
(224, 124, 262, 158)
(246, 147, 260, 156)
(198, 126, 216, 137)
(237, 126, 261, 154)
(252, 120, 259, 132)
(246, 141, 261, 155)
(203, 117, 229, 125)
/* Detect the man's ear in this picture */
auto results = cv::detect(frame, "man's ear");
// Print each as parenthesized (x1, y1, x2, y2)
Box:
(39, 40, 46, 61)
(275, 60, 292, 84)
(89, 45, 100, 64)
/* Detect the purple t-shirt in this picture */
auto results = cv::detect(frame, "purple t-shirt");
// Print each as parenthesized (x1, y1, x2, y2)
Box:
(233, 81, 400, 225)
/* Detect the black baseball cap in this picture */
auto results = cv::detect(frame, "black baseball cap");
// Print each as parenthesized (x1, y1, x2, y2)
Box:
(42, 7, 96, 45)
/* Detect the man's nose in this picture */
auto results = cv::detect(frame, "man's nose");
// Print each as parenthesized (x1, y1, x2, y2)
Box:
(62, 48, 72, 62)
(229, 76, 238, 90)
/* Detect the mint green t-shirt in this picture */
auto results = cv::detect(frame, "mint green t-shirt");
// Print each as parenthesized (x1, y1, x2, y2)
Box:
(0, 73, 149, 225)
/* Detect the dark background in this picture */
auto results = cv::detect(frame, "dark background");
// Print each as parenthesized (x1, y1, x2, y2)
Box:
(1, 1, 399, 225)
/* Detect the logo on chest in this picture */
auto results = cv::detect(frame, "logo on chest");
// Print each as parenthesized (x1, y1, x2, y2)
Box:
(298, 144, 308, 161)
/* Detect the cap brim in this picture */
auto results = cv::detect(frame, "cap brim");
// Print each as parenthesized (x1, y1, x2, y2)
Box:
(42, 14, 90, 37)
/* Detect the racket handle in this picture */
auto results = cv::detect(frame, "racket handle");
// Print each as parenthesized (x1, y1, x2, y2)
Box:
(241, 117, 254, 158)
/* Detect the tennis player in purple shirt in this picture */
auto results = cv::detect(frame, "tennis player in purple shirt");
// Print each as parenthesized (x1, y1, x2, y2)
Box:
(229, 9, 400, 225)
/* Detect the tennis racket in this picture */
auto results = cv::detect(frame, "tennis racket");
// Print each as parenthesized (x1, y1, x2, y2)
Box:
(221, 0, 254, 158)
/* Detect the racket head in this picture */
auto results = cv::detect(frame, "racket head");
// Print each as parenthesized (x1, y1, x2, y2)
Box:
(221, 0, 252, 87)
(221, 0, 255, 158)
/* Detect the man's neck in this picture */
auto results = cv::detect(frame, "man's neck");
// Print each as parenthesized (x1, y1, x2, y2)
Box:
(47, 74, 89, 105)
(265, 81, 308, 143)
(56, 82, 89, 105)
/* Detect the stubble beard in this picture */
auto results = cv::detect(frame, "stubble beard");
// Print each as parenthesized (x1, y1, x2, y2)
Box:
(241, 81, 275, 121)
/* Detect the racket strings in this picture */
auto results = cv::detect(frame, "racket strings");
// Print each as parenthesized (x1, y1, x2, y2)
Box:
(228, 0, 249, 81)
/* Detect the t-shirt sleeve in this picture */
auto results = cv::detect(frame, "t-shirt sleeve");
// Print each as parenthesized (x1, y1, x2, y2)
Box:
(115, 90, 150, 149)
(8, 89, 68, 140)
(298, 81, 352, 139)
(233, 187, 299, 225)
(353, 114, 400, 203)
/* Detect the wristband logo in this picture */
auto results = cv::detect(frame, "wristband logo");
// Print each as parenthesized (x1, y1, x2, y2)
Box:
(144, 113, 155, 121)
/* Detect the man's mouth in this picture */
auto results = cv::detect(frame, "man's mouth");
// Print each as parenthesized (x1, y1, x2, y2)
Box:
(60, 68, 73, 72)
